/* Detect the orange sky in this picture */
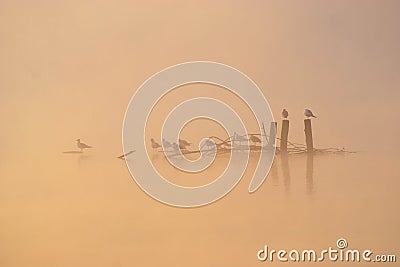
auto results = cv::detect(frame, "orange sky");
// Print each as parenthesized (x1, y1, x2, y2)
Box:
(1, 2, 400, 266)
(1, 1, 400, 158)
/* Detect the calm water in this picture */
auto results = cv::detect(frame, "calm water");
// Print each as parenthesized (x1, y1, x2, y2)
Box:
(1, 1, 400, 265)
(0, 149, 398, 266)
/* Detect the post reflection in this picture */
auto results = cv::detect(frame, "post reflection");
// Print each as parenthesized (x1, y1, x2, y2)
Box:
(280, 154, 291, 191)
(270, 160, 279, 186)
(306, 153, 314, 194)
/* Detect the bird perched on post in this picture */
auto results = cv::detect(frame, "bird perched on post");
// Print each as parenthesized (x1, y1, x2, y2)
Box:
(304, 109, 317, 118)
(282, 109, 289, 119)
(179, 139, 191, 149)
(249, 135, 262, 146)
(76, 139, 92, 151)
(151, 138, 161, 150)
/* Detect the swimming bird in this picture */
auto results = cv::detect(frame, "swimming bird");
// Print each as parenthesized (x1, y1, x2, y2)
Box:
(76, 139, 92, 151)
(151, 138, 161, 150)
(304, 109, 317, 118)
(249, 135, 262, 146)
(179, 139, 191, 149)
(117, 150, 135, 159)
(162, 138, 172, 150)
(282, 109, 289, 119)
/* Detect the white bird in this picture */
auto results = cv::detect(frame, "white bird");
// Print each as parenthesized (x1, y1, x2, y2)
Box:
(282, 109, 289, 119)
(304, 109, 317, 118)
(76, 139, 92, 151)
(172, 142, 180, 152)
(203, 138, 215, 150)
(249, 135, 262, 146)
(151, 138, 161, 150)
(179, 139, 191, 149)
(162, 138, 172, 150)
(234, 132, 248, 145)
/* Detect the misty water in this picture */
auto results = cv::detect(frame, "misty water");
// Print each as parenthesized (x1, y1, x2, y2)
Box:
(0, 147, 398, 266)
(1, 1, 400, 266)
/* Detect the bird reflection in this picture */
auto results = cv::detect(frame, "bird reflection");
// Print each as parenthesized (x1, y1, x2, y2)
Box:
(78, 153, 91, 165)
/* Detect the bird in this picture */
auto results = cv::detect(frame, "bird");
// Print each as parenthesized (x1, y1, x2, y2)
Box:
(202, 138, 215, 150)
(151, 138, 161, 150)
(304, 109, 317, 118)
(282, 109, 289, 119)
(179, 139, 191, 149)
(249, 135, 262, 146)
(172, 142, 180, 152)
(234, 132, 248, 145)
(117, 150, 135, 159)
(162, 138, 172, 150)
(76, 139, 92, 151)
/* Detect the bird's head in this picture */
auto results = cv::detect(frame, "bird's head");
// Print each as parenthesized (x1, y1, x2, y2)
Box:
(76, 139, 80, 142)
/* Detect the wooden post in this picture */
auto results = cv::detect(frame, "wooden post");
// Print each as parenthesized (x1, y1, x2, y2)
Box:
(280, 120, 289, 154)
(269, 122, 277, 147)
(304, 119, 313, 153)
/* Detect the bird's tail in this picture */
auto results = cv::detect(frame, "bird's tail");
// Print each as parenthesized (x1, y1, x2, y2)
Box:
(312, 115, 317, 118)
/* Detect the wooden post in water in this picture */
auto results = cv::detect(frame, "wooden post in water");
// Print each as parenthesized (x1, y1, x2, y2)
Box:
(269, 122, 277, 147)
(280, 120, 289, 154)
(304, 119, 313, 153)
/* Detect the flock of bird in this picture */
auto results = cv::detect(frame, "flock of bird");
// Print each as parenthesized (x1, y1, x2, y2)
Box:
(147, 109, 317, 153)
(282, 108, 317, 119)
(150, 138, 192, 152)
(73, 108, 317, 158)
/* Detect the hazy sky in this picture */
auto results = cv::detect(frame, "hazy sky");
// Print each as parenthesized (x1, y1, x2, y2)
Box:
(1, 2, 400, 266)
(1, 0, 400, 156)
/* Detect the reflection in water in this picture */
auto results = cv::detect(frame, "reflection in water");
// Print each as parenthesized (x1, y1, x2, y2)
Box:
(78, 154, 92, 165)
(270, 160, 279, 186)
(151, 153, 161, 161)
(280, 154, 291, 191)
(148, 151, 315, 194)
(62, 150, 83, 154)
(306, 153, 314, 194)
(6, 145, 399, 267)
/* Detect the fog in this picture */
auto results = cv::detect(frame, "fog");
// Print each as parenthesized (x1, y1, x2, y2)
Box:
(0, 1, 399, 266)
